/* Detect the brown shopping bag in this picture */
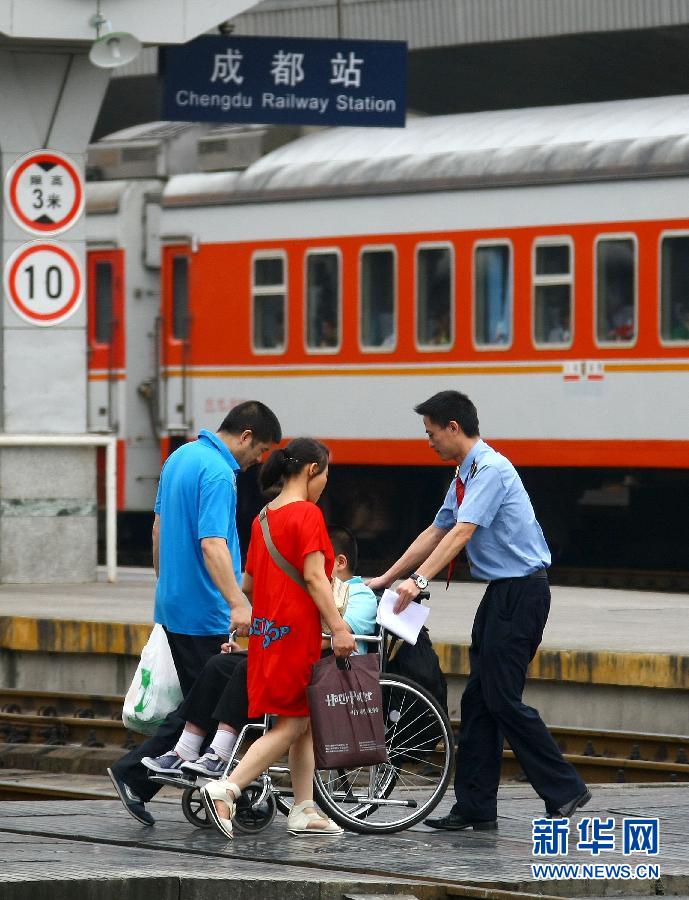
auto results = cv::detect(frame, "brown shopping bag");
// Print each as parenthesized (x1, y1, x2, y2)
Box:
(308, 654, 389, 769)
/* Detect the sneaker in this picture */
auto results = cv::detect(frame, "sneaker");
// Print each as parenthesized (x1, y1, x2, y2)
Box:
(106, 768, 155, 826)
(141, 751, 185, 775)
(181, 752, 228, 779)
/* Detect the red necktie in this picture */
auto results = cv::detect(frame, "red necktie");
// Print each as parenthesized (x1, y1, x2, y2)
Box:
(446, 468, 464, 589)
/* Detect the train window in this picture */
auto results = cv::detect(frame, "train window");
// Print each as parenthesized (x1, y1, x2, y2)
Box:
(416, 245, 453, 349)
(474, 243, 511, 347)
(305, 251, 340, 352)
(660, 235, 689, 342)
(533, 241, 573, 346)
(360, 248, 396, 351)
(172, 255, 189, 341)
(94, 261, 113, 344)
(252, 254, 286, 353)
(595, 238, 636, 344)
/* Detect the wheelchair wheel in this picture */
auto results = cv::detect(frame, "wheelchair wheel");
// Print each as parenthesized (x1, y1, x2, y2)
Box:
(313, 673, 454, 834)
(182, 786, 214, 829)
(233, 781, 278, 833)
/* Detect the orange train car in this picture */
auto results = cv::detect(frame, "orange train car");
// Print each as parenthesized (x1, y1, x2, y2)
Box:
(90, 98, 689, 570)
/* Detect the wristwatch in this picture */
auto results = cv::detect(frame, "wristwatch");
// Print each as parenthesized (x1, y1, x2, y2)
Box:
(410, 572, 428, 590)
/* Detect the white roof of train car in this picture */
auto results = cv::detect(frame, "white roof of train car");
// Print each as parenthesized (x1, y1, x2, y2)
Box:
(163, 94, 689, 206)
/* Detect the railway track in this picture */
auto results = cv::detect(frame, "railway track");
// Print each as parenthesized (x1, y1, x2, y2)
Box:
(0, 689, 687, 799)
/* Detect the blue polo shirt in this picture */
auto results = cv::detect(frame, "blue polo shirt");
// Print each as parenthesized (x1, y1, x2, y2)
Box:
(153, 430, 241, 636)
(433, 439, 550, 582)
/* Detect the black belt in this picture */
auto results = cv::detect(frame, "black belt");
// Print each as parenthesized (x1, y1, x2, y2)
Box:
(491, 569, 548, 584)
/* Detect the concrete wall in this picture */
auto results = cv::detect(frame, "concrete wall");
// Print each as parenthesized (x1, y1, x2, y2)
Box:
(446, 676, 689, 737)
(0, 648, 135, 695)
(0, 447, 97, 582)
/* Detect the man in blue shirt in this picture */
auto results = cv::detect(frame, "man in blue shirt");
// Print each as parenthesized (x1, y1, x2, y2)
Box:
(369, 390, 589, 830)
(108, 400, 281, 825)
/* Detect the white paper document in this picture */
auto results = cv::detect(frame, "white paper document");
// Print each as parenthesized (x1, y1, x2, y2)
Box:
(376, 589, 430, 645)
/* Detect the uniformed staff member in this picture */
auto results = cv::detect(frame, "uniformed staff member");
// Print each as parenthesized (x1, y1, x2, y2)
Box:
(368, 390, 590, 830)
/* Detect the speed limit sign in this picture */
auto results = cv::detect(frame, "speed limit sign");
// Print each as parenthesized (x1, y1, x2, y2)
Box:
(4, 149, 84, 236)
(4, 241, 83, 326)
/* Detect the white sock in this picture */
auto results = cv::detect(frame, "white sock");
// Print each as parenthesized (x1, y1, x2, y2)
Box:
(210, 729, 238, 762)
(173, 729, 204, 761)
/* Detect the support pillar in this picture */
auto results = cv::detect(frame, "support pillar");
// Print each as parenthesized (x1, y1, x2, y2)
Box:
(0, 44, 109, 582)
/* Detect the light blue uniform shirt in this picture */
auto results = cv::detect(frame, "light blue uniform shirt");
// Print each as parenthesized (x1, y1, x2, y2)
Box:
(154, 429, 241, 636)
(433, 439, 550, 582)
(342, 575, 378, 655)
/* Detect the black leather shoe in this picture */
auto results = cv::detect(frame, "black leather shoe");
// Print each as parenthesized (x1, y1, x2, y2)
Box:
(550, 788, 592, 819)
(107, 768, 155, 825)
(424, 812, 498, 831)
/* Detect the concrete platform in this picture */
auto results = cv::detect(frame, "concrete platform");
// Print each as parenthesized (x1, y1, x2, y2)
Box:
(2, 568, 688, 656)
(0, 570, 688, 733)
(1, 783, 688, 898)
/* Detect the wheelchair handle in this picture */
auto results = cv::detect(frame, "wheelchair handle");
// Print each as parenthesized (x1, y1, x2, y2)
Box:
(321, 632, 382, 645)
(371, 588, 431, 603)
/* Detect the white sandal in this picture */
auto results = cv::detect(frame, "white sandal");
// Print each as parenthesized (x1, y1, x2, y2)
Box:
(287, 800, 344, 835)
(201, 780, 241, 839)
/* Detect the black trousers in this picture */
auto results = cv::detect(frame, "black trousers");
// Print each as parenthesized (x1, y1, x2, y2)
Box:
(112, 628, 226, 802)
(454, 575, 585, 820)
(179, 651, 254, 733)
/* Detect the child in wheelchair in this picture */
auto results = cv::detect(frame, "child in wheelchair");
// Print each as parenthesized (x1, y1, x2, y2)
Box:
(142, 525, 377, 784)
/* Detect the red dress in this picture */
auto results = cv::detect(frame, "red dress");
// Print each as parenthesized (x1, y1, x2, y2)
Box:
(246, 501, 334, 717)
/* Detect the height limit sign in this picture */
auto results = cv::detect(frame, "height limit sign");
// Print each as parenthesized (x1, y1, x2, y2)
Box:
(4, 241, 83, 326)
(4, 149, 84, 236)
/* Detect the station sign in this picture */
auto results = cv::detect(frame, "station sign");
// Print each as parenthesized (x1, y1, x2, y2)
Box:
(4, 241, 83, 326)
(161, 35, 406, 128)
(4, 150, 84, 236)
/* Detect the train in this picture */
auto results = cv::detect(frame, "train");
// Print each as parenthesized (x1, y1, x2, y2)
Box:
(85, 96, 689, 574)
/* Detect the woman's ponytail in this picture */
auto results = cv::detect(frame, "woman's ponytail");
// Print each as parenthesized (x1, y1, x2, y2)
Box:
(260, 438, 329, 493)
(260, 447, 289, 493)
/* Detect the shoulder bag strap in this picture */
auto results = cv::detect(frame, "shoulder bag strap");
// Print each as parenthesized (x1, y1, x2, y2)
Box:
(258, 506, 308, 592)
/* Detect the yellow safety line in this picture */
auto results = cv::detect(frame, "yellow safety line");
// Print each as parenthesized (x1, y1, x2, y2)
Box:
(434, 642, 689, 690)
(1, 617, 686, 690)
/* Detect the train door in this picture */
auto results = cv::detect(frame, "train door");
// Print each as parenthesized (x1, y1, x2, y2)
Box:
(87, 249, 124, 433)
(159, 245, 192, 448)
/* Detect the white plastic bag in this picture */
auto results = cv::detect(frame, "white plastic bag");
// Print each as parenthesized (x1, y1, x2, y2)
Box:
(122, 624, 183, 735)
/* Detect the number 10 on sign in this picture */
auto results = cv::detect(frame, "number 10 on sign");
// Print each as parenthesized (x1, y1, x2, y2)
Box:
(4, 241, 83, 326)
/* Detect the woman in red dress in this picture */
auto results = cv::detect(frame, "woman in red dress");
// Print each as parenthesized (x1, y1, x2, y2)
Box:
(202, 438, 355, 838)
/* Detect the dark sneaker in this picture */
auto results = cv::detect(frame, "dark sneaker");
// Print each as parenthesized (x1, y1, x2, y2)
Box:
(141, 751, 185, 775)
(181, 752, 228, 779)
(106, 767, 155, 826)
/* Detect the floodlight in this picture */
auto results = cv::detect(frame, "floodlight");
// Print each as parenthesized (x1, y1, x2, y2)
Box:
(89, 13, 141, 69)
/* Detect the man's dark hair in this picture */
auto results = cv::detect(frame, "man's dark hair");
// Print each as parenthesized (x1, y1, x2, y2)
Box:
(414, 390, 480, 437)
(328, 525, 358, 574)
(219, 401, 282, 444)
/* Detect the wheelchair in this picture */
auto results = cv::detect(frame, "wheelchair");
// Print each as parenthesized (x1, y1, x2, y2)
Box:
(151, 608, 454, 835)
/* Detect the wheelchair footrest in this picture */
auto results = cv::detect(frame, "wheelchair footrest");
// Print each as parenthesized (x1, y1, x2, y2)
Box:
(148, 773, 197, 790)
